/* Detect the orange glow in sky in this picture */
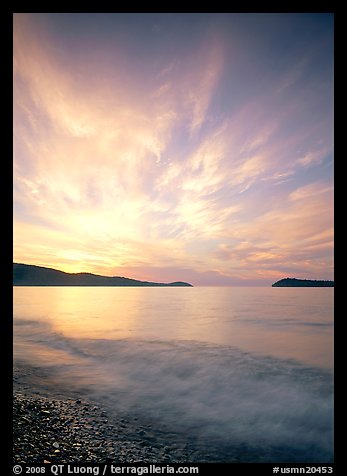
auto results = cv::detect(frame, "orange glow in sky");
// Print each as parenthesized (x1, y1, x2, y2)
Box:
(13, 13, 334, 285)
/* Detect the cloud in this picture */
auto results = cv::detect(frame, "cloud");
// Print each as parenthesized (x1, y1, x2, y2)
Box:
(210, 183, 334, 281)
(187, 43, 224, 134)
(275, 58, 308, 94)
(13, 14, 334, 284)
(296, 149, 329, 168)
(289, 181, 333, 201)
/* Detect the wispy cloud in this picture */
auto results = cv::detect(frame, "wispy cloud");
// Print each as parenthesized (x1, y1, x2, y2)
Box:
(186, 41, 224, 134)
(289, 181, 333, 201)
(13, 13, 334, 284)
(296, 149, 330, 168)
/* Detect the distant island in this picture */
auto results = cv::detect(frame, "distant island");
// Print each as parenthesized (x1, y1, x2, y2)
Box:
(272, 278, 334, 287)
(13, 263, 193, 287)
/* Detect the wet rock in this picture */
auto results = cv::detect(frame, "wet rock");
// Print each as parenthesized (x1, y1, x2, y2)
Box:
(13, 389, 244, 464)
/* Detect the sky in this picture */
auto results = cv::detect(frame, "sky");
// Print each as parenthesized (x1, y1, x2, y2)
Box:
(13, 13, 334, 286)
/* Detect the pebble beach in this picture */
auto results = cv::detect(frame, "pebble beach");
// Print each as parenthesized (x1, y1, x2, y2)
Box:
(13, 367, 245, 464)
(13, 392, 198, 464)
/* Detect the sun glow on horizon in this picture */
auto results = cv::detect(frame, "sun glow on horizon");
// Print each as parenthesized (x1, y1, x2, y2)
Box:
(14, 13, 334, 285)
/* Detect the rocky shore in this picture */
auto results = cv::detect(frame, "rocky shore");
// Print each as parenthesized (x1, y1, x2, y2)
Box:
(13, 366, 305, 464)
(14, 392, 197, 464)
(14, 362, 240, 464)
(13, 391, 245, 464)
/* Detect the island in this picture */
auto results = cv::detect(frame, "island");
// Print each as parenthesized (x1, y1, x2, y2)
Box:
(13, 263, 193, 287)
(272, 278, 334, 287)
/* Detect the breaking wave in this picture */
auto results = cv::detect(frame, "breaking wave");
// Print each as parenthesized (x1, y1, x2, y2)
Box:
(14, 318, 334, 462)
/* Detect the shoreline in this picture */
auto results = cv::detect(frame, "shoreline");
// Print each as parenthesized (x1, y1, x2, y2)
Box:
(14, 392, 190, 464)
(13, 366, 240, 464)
(13, 363, 333, 464)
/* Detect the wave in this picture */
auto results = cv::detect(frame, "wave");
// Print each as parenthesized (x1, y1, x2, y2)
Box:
(14, 318, 334, 462)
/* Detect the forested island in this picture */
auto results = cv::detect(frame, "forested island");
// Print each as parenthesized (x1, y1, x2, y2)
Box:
(13, 263, 193, 287)
(272, 278, 334, 287)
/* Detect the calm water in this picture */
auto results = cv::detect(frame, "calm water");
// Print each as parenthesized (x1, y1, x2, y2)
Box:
(13, 286, 334, 462)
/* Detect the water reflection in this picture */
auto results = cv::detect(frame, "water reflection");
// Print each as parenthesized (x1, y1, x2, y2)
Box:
(13, 286, 333, 369)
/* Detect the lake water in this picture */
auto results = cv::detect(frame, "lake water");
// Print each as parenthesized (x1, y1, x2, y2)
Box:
(13, 286, 334, 462)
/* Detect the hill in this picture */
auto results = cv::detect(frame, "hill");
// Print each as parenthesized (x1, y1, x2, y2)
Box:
(272, 278, 334, 287)
(13, 263, 193, 287)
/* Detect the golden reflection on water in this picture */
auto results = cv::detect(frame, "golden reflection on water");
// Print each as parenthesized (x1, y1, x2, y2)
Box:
(13, 286, 334, 369)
